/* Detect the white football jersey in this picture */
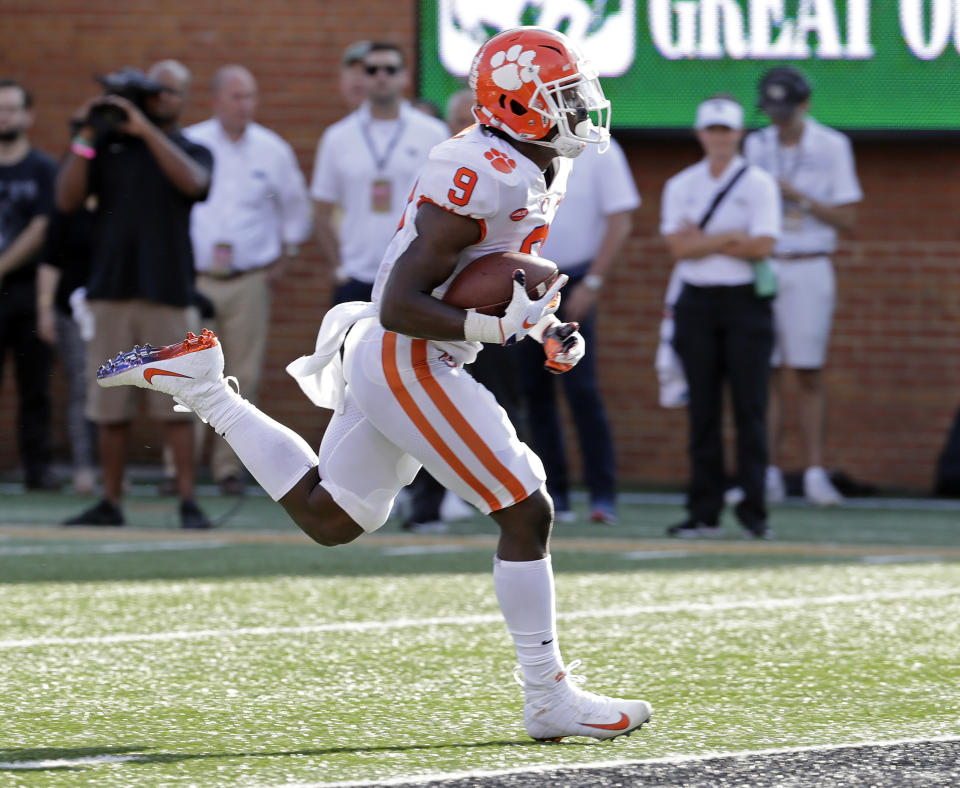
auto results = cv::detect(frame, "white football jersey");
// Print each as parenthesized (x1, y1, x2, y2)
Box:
(372, 124, 571, 359)
(298, 125, 569, 524)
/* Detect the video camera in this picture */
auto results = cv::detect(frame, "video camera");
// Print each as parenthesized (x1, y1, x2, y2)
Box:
(84, 68, 164, 133)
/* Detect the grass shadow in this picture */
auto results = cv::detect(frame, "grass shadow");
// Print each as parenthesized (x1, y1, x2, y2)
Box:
(0, 738, 584, 773)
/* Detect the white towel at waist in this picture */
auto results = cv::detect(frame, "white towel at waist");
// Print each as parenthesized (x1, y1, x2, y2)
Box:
(286, 300, 378, 413)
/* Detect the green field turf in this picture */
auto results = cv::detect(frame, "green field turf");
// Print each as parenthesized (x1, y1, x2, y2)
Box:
(1, 491, 959, 787)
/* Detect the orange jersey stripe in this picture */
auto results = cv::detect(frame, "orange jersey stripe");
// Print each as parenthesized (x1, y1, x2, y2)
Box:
(381, 332, 501, 511)
(410, 339, 527, 507)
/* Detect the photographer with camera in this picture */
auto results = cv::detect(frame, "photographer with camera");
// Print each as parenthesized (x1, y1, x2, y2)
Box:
(57, 60, 215, 529)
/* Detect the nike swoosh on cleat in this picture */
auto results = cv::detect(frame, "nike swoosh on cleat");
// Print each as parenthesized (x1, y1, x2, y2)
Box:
(522, 317, 537, 329)
(578, 712, 631, 731)
(144, 368, 193, 384)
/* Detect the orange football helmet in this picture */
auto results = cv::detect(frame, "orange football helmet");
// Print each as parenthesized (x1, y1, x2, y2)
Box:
(468, 26, 611, 158)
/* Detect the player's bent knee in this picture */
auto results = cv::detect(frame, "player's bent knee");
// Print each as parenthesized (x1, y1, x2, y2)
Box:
(287, 506, 363, 547)
(280, 474, 365, 547)
(302, 515, 363, 547)
(493, 487, 553, 534)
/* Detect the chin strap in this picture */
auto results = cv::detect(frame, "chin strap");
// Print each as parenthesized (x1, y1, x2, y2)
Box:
(529, 136, 586, 159)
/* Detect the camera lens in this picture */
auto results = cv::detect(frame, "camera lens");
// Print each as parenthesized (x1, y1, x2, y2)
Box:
(86, 103, 129, 132)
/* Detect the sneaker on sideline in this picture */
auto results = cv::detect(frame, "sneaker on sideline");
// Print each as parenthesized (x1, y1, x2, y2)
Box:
(25, 469, 62, 491)
(589, 501, 617, 525)
(401, 519, 448, 534)
(180, 499, 213, 530)
(554, 509, 577, 524)
(740, 520, 774, 540)
(518, 661, 652, 742)
(804, 466, 844, 507)
(63, 499, 124, 527)
(765, 465, 786, 504)
(666, 520, 722, 538)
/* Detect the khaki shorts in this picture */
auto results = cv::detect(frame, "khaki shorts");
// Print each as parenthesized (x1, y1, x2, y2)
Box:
(85, 300, 196, 423)
(770, 256, 836, 369)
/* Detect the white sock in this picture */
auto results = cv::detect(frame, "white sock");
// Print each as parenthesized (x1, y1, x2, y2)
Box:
(197, 382, 319, 501)
(493, 555, 565, 689)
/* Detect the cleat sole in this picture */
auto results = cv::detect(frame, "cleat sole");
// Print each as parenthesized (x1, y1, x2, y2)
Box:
(531, 717, 649, 743)
(97, 329, 219, 381)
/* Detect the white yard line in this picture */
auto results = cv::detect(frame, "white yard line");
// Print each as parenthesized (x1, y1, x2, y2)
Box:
(0, 754, 145, 770)
(620, 549, 693, 560)
(278, 733, 960, 787)
(2, 586, 959, 651)
(0, 541, 227, 556)
(380, 545, 466, 556)
(861, 554, 945, 564)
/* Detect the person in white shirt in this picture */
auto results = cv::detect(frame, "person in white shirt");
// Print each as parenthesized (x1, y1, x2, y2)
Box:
(310, 42, 450, 305)
(745, 67, 862, 507)
(660, 96, 781, 539)
(184, 64, 312, 494)
(519, 134, 639, 525)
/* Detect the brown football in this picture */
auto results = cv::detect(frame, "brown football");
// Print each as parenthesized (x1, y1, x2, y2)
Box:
(441, 251, 560, 317)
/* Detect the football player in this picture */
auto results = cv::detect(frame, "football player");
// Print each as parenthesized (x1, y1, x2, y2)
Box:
(94, 27, 652, 741)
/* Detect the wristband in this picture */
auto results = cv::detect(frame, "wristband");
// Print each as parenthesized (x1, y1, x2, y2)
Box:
(527, 313, 561, 344)
(71, 137, 96, 160)
(463, 310, 504, 344)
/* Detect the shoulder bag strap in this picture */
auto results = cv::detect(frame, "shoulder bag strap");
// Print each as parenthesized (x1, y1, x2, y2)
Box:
(698, 165, 749, 230)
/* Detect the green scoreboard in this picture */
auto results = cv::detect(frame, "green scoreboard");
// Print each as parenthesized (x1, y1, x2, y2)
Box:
(418, 1, 960, 131)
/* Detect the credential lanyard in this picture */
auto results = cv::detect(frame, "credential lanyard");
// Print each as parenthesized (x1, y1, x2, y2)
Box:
(360, 117, 406, 173)
(770, 126, 806, 183)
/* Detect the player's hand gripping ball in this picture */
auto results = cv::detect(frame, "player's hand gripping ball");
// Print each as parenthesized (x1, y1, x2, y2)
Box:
(442, 251, 559, 317)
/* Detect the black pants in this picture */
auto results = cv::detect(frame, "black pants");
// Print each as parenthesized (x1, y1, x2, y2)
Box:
(517, 263, 616, 510)
(672, 283, 773, 528)
(0, 280, 54, 481)
(332, 277, 374, 306)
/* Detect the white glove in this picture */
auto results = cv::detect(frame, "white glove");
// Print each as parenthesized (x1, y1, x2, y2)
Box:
(543, 321, 585, 373)
(463, 269, 568, 345)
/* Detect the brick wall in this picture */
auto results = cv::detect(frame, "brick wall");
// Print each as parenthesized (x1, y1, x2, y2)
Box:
(2, 1, 958, 492)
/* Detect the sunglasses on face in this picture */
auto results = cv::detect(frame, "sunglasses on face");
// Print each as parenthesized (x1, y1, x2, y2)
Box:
(364, 64, 400, 76)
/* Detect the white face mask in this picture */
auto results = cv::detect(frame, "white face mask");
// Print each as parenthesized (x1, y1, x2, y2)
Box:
(526, 61, 611, 158)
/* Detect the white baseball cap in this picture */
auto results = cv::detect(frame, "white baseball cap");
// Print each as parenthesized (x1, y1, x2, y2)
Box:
(695, 97, 744, 130)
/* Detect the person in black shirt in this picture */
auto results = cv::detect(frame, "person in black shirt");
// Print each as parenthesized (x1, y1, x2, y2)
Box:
(37, 202, 97, 494)
(57, 60, 214, 528)
(0, 78, 59, 490)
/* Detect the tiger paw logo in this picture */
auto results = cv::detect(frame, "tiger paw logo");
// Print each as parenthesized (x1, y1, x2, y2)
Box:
(489, 45, 537, 90)
(484, 148, 516, 174)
